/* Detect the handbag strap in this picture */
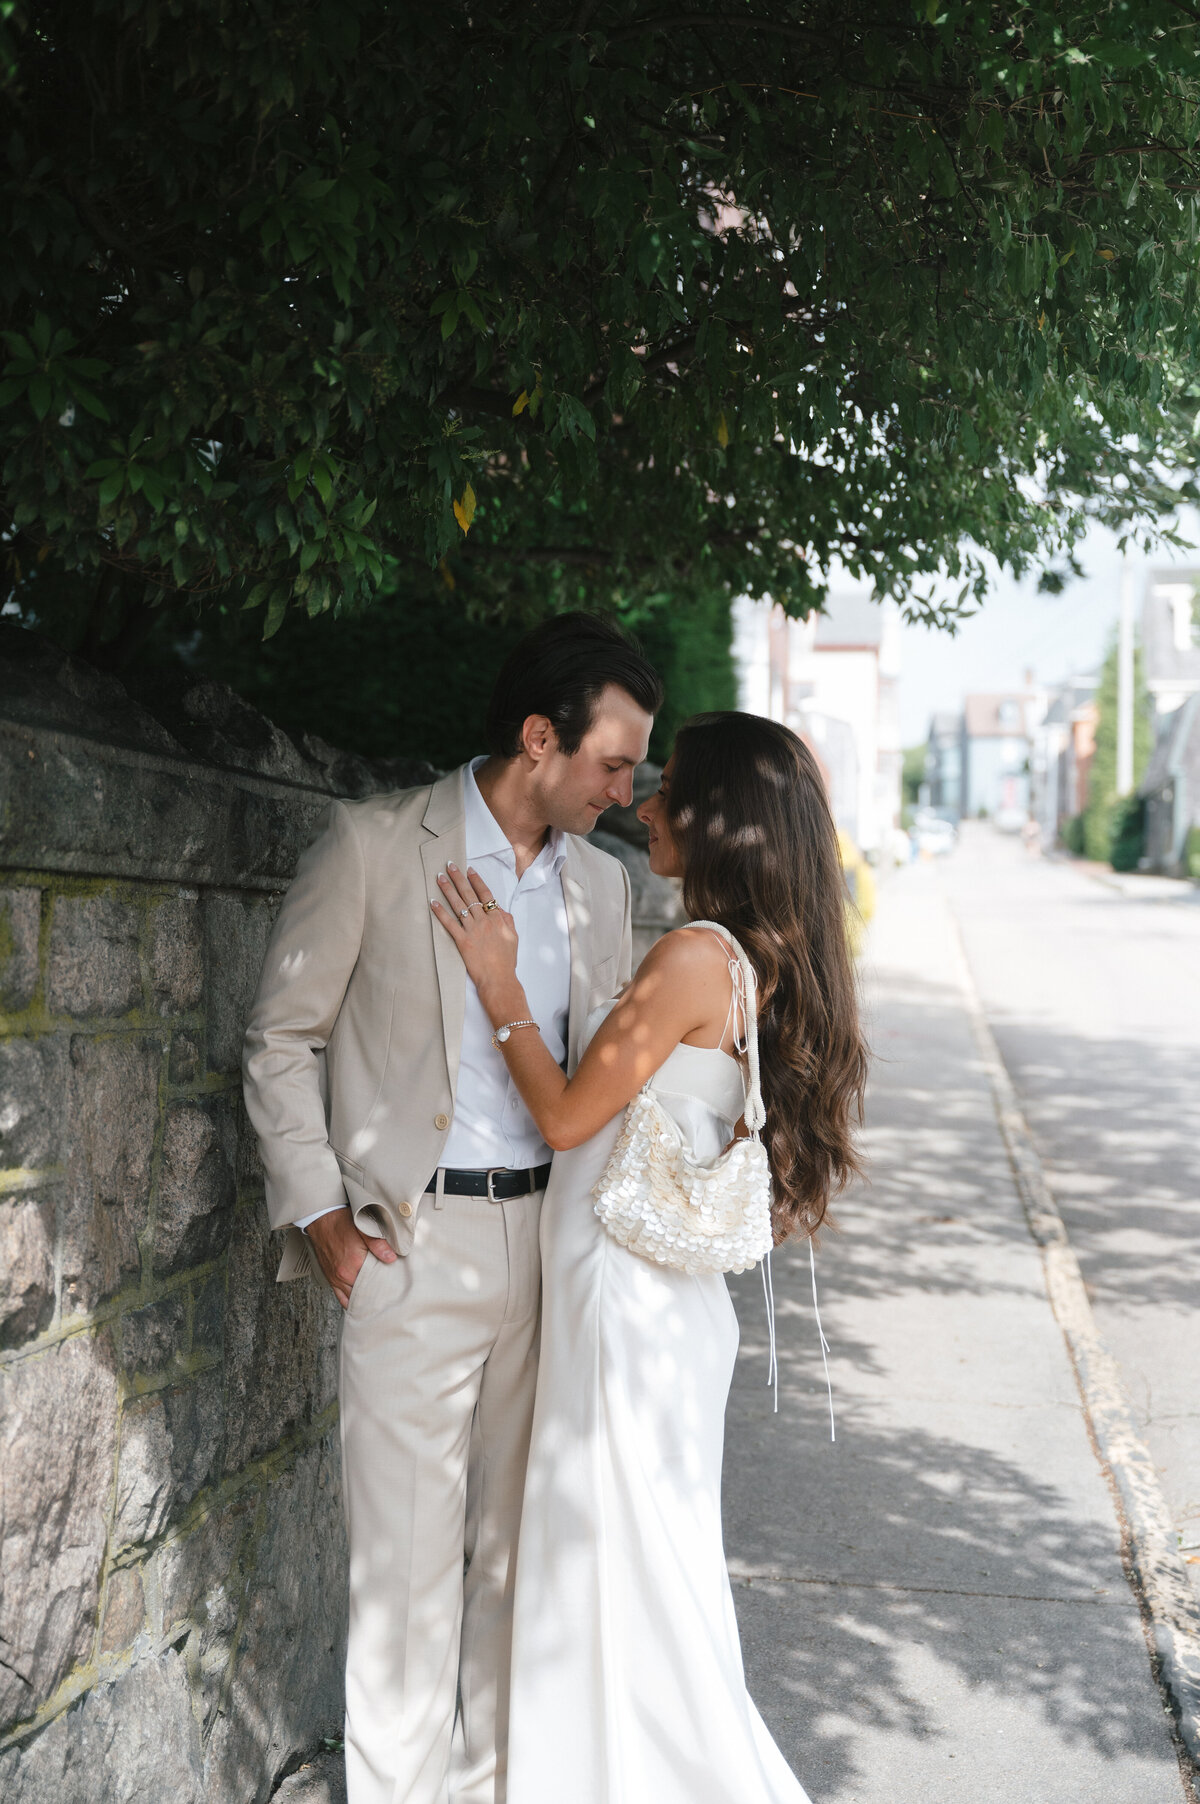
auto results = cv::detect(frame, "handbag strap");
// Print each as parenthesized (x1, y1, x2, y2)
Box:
(687, 921, 767, 1135)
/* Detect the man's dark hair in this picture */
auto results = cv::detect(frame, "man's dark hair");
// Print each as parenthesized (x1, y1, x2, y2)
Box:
(485, 612, 663, 757)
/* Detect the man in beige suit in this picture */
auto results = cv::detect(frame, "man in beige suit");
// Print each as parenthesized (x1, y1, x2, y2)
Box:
(243, 614, 662, 1804)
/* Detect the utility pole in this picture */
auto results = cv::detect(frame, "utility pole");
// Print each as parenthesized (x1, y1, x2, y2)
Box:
(1117, 558, 1135, 796)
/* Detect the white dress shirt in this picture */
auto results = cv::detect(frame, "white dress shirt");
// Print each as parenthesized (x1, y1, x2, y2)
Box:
(297, 759, 571, 1230)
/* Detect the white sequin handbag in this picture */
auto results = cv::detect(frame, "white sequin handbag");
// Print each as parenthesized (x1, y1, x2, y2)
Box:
(592, 922, 774, 1276)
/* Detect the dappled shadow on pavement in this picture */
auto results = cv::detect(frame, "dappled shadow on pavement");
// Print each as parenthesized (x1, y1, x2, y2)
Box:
(716, 936, 1182, 1803)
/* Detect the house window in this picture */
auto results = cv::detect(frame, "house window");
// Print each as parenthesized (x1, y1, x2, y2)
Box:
(1160, 583, 1200, 653)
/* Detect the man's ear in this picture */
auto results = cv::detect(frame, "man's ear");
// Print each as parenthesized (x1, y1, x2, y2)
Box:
(521, 714, 555, 762)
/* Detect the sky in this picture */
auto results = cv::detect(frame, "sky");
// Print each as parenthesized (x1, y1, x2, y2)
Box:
(893, 507, 1200, 744)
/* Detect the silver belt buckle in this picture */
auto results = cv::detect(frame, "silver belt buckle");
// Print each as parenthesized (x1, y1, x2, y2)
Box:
(486, 1167, 504, 1204)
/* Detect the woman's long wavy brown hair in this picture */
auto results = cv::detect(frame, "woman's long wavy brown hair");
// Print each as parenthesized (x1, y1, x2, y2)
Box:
(667, 711, 869, 1240)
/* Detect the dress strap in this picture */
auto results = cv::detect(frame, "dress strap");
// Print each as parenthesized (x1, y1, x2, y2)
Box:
(687, 921, 766, 1135)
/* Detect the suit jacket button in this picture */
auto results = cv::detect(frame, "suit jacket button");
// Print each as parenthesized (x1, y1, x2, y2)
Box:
(398, 1200, 413, 1218)
(434, 1112, 450, 1131)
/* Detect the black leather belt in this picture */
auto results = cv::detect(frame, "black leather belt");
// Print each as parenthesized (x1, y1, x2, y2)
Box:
(425, 1163, 552, 1202)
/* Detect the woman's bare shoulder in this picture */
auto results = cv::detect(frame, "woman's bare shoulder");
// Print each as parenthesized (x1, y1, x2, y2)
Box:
(634, 924, 732, 982)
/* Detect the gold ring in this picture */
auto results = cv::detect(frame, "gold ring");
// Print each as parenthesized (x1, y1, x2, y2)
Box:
(482, 899, 499, 912)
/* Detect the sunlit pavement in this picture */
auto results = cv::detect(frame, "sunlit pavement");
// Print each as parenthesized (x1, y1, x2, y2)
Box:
(943, 821, 1200, 1617)
(721, 831, 1194, 1804)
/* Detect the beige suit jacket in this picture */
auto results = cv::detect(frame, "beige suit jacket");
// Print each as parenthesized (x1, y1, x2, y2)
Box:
(242, 765, 633, 1282)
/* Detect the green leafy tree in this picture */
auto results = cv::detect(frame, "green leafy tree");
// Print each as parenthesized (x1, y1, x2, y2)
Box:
(901, 745, 927, 808)
(1081, 637, 1153, 864)
(4, 0, 1200, 667)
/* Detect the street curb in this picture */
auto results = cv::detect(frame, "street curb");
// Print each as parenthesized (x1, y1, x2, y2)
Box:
(946, 907, 1200, 1780)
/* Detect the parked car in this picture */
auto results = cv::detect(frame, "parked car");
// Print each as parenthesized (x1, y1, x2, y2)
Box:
(911, 809, 957, 858)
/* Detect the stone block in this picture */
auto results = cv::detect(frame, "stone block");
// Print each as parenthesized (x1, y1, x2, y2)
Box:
(162, 1372, 224, 1508)
(272, 1750, 347, 1802)
(223, 1203, 338, 1475)
(113, 1374, 224, 1550)
(0, 887, 41, 1013)
(203, 891, 276, 1074)
(158, 1496, 256, 1639)
(168, 1029, 202, 1086)
(0, 1647, 203, 1804)
(112, 1394, 173, 1549)
(46, 895, 142, 1018)
(153, 1095, 237, 1277)
(62, 1035, 161, 1312)
(0, 1037, 67, 1172)
(0, 1330, 120, 1731)
(157, 1497, 256, 1737)
(148, 893, 203, 1015)
(99, 1565, 145, 1655)
(236, 1094, 266, 1190)
(120, 1291, 188, 1379)
(0, 1190, 56, 1349)
(205, 1435, 347, 1802)
(191, 1270, 226, 1357)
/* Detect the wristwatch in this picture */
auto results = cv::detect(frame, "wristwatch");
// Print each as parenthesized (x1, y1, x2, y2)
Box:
(492, 1018, 537, 1048)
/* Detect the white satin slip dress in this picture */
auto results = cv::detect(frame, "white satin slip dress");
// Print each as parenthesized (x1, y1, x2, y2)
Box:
(506, 1000, 814, 1804)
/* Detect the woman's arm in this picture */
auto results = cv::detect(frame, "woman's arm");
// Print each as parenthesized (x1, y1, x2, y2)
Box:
(431, 863, 732, 1150)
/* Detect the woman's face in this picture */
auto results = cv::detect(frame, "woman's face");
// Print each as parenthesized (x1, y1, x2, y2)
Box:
(637, 755, 684, 878)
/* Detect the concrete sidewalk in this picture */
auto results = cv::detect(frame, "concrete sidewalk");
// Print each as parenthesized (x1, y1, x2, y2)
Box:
(724, 861, 1193, 1804)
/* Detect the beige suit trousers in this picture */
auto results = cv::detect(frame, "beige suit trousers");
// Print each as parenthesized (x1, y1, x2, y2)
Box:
(338, 1182, 543, 1804)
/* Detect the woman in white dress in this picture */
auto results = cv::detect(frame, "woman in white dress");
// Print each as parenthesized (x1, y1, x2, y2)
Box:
(431, 711, 868, 1804)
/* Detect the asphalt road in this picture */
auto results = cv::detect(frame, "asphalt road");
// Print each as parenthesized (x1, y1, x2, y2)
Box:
(723, 847, 1192, 1804)
(943, 822, 1200, 1612)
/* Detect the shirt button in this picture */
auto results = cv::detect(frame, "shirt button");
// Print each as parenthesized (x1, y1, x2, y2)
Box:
(398, 1200, 413, 1218)
(434, 1112, 450, 1131)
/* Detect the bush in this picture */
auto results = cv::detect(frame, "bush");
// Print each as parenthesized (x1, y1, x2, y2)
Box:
(1062, 813, 1086, 855)
(1185, 826, 1200, 880)
(140, 584, 733, 771)
(1109, 795, 1145, 872)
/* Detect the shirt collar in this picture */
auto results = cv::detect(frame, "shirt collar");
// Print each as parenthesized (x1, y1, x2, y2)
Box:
(463, 757, 567, 877)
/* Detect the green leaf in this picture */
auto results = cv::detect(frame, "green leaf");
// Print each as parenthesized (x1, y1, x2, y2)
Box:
(262, 590, 289, 639)
(27, 375, 53, 419)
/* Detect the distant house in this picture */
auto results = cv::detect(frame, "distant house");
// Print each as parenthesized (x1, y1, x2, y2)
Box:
(923, 711, 963, 818)
(1141, 694, 1200, 873)
(1141, 573, 1200, 716)
(961, 692, 1039, 821)
(1139, 573, 1200, 874)
(1029, 676, 1098, 845)
(734, 592, 902, 853)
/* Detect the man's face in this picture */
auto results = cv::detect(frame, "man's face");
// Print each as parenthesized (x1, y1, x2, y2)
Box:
(530, 684, 654, 835)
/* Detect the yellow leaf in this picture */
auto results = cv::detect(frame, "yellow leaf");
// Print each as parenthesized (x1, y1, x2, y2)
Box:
(1038, 311, 1046, 332)
(452, 483, 476, 534)
(1097, 248, 1115, 261)
(716, 411, 730, 448)
(438, 557, 456, 590)
(513, 389, 530, 416)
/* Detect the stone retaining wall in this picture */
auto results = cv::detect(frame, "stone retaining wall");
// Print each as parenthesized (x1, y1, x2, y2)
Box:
(0, 626, 679, 1802)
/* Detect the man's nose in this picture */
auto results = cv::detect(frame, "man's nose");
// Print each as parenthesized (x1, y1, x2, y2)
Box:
(608, 770, 634, 807)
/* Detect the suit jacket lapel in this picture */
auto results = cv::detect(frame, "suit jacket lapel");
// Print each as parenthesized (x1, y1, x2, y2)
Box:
(421, 767, 469, 1096)
(561, 840, 592, 1075)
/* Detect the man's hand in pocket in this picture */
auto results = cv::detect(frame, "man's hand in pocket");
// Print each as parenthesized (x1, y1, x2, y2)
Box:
(307, 1207, 397, 1309)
